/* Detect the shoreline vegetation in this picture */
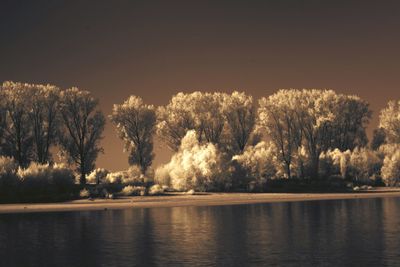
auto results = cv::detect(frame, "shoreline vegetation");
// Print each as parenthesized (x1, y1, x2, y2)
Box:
(1, 188, 399, 214)
(2, 82, 400, 204)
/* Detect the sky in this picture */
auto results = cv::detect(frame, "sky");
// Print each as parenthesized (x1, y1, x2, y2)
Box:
(1, 0, 400, 171)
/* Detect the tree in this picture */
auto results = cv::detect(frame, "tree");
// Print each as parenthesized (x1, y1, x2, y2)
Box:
(294, 89, 338, 179)
(29, 84, 60, 163)
(232, 141, 278, 188)
(156, 92, 226, 151)
(0, 90, 7, 156)
(371, 128, 386, 150)
(379, 100, 400, 186)
(0, 82, 34, 167)
(347, 147, 382, 183)
(222, 91, 256, 154)
(196, 92, 225, 145)
(110, 95, 156, 173)
(381, 148, 400, 186)
(379, 100, 400, 144)
(331, 95, 371, 150)
(258, 90, 302, 179)
(257, 89, 372, 179)
(154, 130, 228, 191)
(59, 87, 105, 185)
(156, 92, 199, 151)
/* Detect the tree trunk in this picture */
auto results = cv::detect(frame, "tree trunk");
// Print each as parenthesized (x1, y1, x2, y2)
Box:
(285, 162, 291, 179)
(311, 156, 319, 179)
(80, 161, 86, 185)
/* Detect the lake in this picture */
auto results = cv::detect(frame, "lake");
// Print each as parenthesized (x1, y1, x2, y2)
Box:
(1, 197, 400, 266)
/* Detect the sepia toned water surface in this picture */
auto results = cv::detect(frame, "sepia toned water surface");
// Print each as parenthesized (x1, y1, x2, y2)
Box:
(1, 197, 400, 266)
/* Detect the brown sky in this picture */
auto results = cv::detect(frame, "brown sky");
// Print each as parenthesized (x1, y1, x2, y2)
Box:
(1, 0, 400, 171)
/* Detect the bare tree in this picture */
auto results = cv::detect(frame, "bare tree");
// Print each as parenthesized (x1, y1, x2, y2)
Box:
(110, 95, 156, 173)
(59, 87, 105, 185)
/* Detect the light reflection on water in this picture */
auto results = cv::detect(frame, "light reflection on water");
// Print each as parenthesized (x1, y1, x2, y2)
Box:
(1, 197, 400, 266)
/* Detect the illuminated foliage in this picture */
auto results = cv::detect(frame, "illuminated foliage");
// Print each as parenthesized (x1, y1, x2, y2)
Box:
(110, 96, 156, 173)
(59, 87, 105, 185)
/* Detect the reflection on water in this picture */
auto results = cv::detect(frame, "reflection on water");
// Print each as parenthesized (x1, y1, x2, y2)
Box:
(1, 198, 400, 266)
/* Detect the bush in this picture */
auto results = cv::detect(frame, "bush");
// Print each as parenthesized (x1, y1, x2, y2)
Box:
(232, 141, 277, 190)
(17, 163, 75, 201)
(156, 130, 230, 191)
(154, 164, 171, 186)
(105, 171, 125, 184)
(319, 148, 382, 184)
(50, 163, 76, 190)
(381, 149, 400, 186)
(123, 165, 144, 184)
(264, 177, 348, 193)
(348, 148, 382, 183)
(104, 166, 148, 185)
(87, 168, 109, 184)
(79, 188, 90, 198)
(0, 157, 19, 189)
(0, 157, 19, 199)
(120, 185, 146, 196)
(148, 184, 164, 195)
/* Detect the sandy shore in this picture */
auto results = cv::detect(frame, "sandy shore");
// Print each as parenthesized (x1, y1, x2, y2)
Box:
(1, 188, 400, 214)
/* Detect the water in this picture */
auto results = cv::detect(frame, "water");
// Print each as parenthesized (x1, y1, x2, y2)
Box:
(1, 197, 400, 267)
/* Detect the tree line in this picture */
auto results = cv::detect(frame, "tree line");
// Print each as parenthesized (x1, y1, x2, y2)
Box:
(0, 82, 105, 184)
(1, 81, 400, 190)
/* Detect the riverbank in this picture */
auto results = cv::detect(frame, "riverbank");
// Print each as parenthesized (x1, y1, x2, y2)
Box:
(1, 188, 399, 214)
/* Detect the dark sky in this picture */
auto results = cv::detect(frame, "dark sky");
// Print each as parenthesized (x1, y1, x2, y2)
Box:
(1, 0, 400, 171)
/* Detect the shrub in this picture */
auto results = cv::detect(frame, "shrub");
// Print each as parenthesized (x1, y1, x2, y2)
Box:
(123, 165, 144, 184)
(50, 163, 76, 191)
(319, 148, 382, 183)
(105, 171, 125, 184)
(104, 166, 147, 185)
(381, 149, 400, 186)
(185, 189, 195, 195)
(120, 185, 146, 196)
(348, 148, 382, 183)
(79, 188, 90, 198)
(154, 164, 171, 187)
(0, 157, 19, 199)
(232, 141, 278, 190)
(87, 168, 109, 184)
(18, 163, 75, 197)
(148, 184, 164, 195)
(157, 130, 229, 191)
